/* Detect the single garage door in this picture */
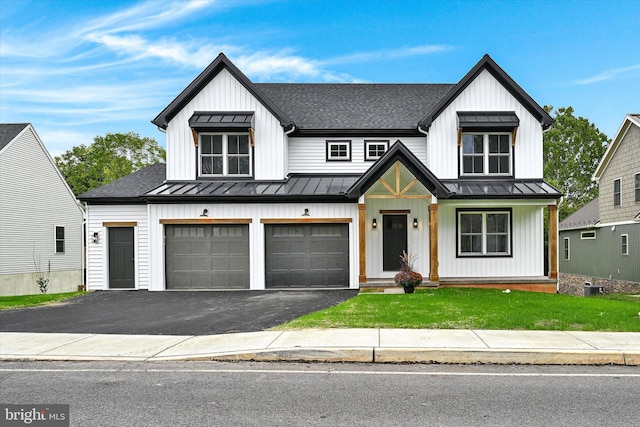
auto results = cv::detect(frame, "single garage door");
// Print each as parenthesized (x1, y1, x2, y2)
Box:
(165, 224, 249, 289)
(265, 223, 349, 288)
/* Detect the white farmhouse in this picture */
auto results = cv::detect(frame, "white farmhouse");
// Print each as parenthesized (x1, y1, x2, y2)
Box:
(79, 54, 562, 292)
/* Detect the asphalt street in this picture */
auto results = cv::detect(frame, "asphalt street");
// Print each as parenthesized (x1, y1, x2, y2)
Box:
(0, 290, 358, 335)
(1, 361, 639, 426)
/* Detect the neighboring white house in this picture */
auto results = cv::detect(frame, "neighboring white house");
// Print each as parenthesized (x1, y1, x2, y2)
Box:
(0, 124, 84, 295)
(79, 54, 562, 293)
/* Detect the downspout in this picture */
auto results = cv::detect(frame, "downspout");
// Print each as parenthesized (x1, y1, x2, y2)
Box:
(283, 124, 296, 177)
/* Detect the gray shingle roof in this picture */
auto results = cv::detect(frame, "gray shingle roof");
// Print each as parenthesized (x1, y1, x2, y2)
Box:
(256, 84, 454, 131)
(559, 197, 600, 230)
(78, 163, 166, 202)
(0, 123, 29, 151)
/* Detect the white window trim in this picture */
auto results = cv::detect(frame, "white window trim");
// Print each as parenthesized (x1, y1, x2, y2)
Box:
(563, 237, 570, 261)
(365, 140, 389, 161)
(460, 132, 512, 177)
(457, 210, 511, 257)
(326, 140, 351, 161)
(54, 225, 65, 254)
(199, 133, 252, 177)
(613, 177, 622, 207)
(621, 234, 629, 255)
(581, 231, 596, 240)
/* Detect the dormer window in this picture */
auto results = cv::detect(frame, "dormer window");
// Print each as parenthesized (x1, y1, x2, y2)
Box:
(461, 133, 511, 176)
(457, 112, 518, 178)
(200, 133, 251, 176)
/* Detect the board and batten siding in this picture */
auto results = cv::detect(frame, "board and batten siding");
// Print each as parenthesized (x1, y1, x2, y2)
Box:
(148, 203, 359, 290)
(437, 201, 547, 278)
(165, 68, 286, 181)
(426, 69, 544, 180)
(364, 198, 431, 279)
(85, 204, 149, 290)
(288, 137, 427, 174)
(0, 126, 83, 283)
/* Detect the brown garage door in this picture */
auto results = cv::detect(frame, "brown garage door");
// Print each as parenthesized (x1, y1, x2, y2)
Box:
(165, 224, 249, 289)
(265, 224, 349, 288)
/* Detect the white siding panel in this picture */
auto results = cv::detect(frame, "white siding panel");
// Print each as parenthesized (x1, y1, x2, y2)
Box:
(85, 205, 149, 290)
(0, 126, 83, 278)
(365, 199, 431, 279)
(148, 203, 359, 290)
(438, 202, 544, 278)
(426, 70, 544, 179)
(288, 137, 427, 174)
(165, 69, 286, 181)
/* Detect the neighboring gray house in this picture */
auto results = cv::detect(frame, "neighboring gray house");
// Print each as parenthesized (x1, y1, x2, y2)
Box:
(559, 114, 640, 294)
(0, 124, 84, 295)
(80, 53, 562, 293)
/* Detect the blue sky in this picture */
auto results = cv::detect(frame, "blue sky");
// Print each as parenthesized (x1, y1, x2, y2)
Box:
(1, 0, 639, 156)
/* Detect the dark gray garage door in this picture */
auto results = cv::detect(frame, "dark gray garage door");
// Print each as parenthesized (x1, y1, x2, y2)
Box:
(265, 223, 349, 288)
(165, 224, 249, 289)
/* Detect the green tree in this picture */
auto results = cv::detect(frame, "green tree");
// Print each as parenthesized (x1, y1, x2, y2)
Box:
(543, 106, 610, 221)
(56, 132, 165, 196)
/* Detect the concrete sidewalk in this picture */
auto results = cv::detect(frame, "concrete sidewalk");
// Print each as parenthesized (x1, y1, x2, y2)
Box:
(2, 329, 640, 365)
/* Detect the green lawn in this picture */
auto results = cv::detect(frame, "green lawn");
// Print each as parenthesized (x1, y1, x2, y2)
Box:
(275, 288, 640, 332)
(0, 292, 86, 311)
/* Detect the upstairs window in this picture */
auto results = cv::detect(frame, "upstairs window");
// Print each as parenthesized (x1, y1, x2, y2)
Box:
(613, 178, 621, 207)
(365, 140, 389, 160)
(457, 209, 511, 257)
(635, 173, 640, 203)
(55, 226, 65, 253)
(326, 141, 351, 161)
(461, 133, 512, 176)
(199, 133, 251, 177)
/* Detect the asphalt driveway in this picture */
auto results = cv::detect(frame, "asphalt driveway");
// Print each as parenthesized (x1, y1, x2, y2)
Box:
(0, 290, 359, 335)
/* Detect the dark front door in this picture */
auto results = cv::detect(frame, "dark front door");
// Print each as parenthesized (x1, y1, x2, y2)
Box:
(109, 227, 135, 289)
(383, 215, 407, 271)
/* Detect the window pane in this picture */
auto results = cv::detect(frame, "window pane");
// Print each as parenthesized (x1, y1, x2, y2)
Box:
(486, 214, 507, 233)
(489, 157, 498, 173)
(213, 157, 223, 174)
(487, 235, 507, 253)
(462, 135, 483, 153)
(228, 136, 237, 154)
(238, 157, 250, 174)
(201, 135, 212, 154)
(201, 157, 213, 174)
(228, 157, 239, 174)
(212, 136, 223, 154)
(499, 135, 509, 152)
(56, 226, 65, 239)
(461, 214, 482, 233)
(489, 135, 498, 152)
(238, 135, 249, 153)
(56, 240, 65, 253)
(499, 156, 509, 173)
(473, 156, 483, 173)
(463, 157, 473, 174)
(636, 174, 640, 202)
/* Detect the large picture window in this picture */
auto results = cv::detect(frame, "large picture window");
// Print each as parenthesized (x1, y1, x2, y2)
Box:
(200, 133, 251, 177)
(457, 209, 511, 257)
(461, 133, 511, 176)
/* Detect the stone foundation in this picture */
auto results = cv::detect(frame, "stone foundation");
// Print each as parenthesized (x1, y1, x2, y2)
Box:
(558, 272, 640, 296)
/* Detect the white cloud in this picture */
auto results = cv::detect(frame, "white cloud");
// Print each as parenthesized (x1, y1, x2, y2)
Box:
(573, 64, 640, 85)
(323, 45, 452, 66)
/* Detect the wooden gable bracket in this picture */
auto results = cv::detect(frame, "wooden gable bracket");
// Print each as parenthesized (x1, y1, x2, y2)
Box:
(457, 128, 463, 147)
(249, 128, 255, 148)
(191, 129, 199, 147)
(512, 127, 518, 146)
(365, 161, 431, 200)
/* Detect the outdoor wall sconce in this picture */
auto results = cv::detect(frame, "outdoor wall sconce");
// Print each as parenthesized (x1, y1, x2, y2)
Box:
(92, 232, 99, 244)
(302, 208, 310, 216)
(372, 218, 377, 228)
(200, 209, 208, 217)
(413, 218, 419, 228)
